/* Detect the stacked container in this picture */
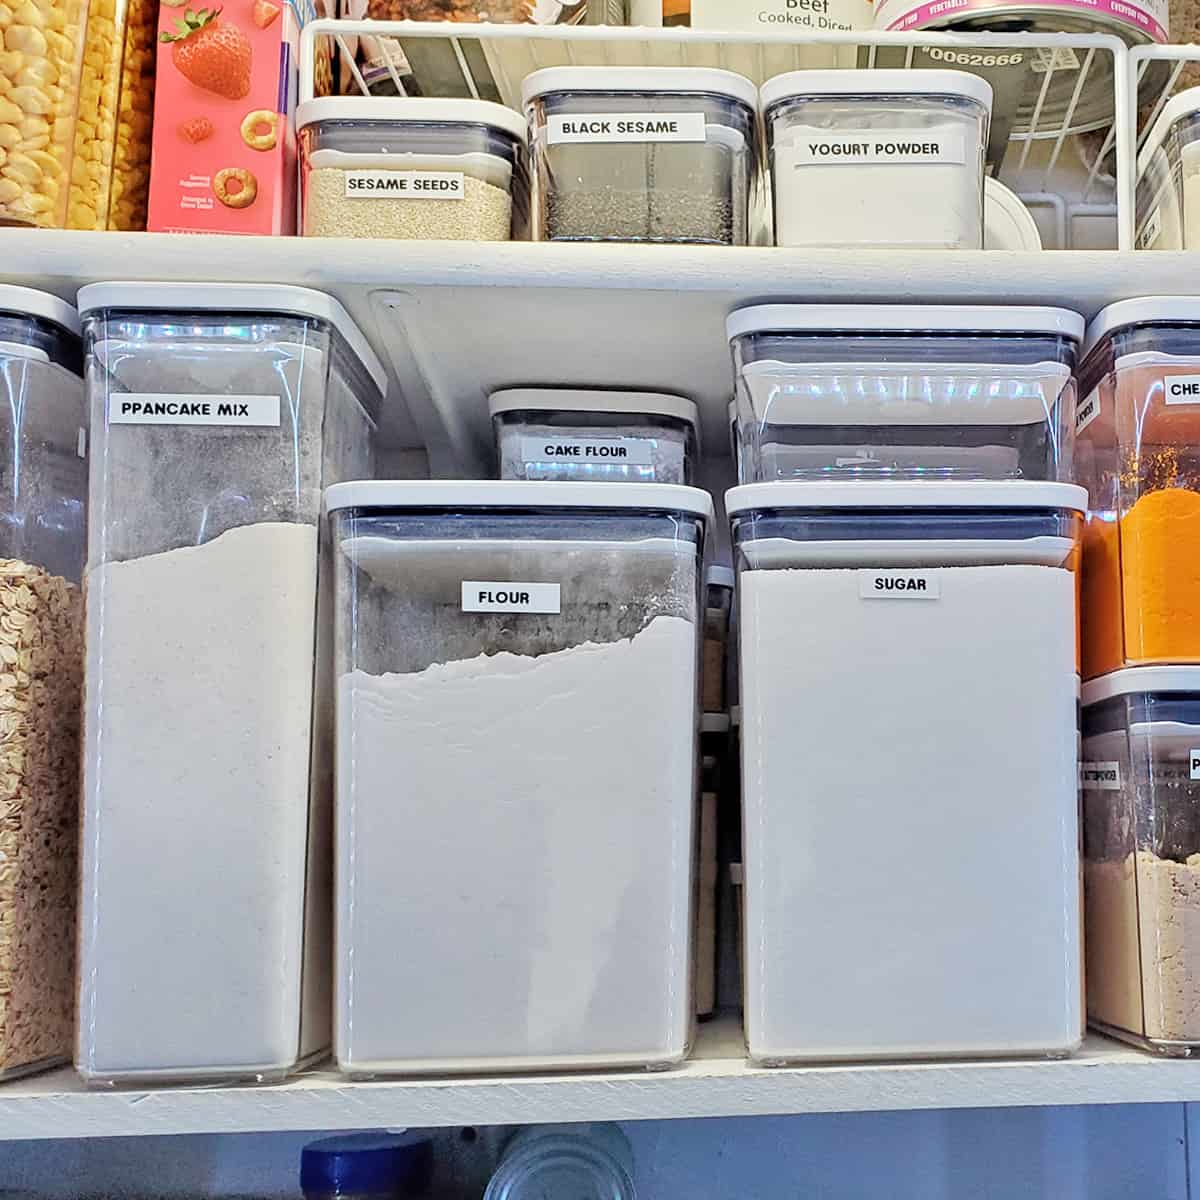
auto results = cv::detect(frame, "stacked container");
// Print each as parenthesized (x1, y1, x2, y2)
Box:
(76, 283, 384, 1085)
(1135, 88, 1200, 251)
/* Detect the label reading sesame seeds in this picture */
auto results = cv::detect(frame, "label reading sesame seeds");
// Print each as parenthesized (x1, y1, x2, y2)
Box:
(461, 581, 561, 614)
(110, 394, 282, 427)
(344, 170, 466, 200)
(1075, 388, 1101, 435)
(789, 130, 968, 165)
(1165, 375, 1200, 405)
(546, 112, 707, 145)
(1081, 761, 1122, 790)
(519, 435, 656, 466)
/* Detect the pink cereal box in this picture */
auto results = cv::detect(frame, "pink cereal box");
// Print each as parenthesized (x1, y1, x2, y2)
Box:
(147, 0, 316, 233)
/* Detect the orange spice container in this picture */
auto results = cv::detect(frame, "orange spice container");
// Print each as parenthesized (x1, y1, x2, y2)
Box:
(1077, 298, 1200, 678)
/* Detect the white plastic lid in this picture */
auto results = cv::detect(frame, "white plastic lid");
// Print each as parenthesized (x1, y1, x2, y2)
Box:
(984, 177, 1043, 252)
(1084, 297, 1200, 357)
(727, 303, 1084, 342)
(522, 66, 758, 112)
(0, 284, 80, 337)
(325, 479, 715, 522)
(1136, 85, 1200, 179)
(725, 480, 1087, 515)
(760, 68, 993, 113)
(295, 96, 527, 144)
(705, 564, 735, 589)
(489, 388, 698, 429)
(76, 282, 387, 397)
(1082, 666, 1200, 706)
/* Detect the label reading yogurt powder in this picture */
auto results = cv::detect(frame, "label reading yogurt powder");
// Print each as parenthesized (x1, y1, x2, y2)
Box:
(546, 112, 707, 145)
(1164, 375, 1200, 405)
(345, 170, 465, 200)
(110, 394, 282, 427)
(791, 130, 967, 166)
(461, 581, 561, 614)
(519, 435, 655, 466)
(1076, 388, 1101, 435)
(1081, 761, 1122, 790)
(858, 570, 940, 599)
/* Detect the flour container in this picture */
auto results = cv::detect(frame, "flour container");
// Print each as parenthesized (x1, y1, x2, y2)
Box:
(76, 282, 385, 1086)
(523, 67, 757, 245)
(760, 70, 991, 250)
(0, 288, 85, 1081)
(490, 388, 700, 483)
(1135, 88, 1200, 250)
(329, 480, 710, 1075)
(731, 479, 1085, 1063)
(1077, 298, 1200, 679)
(728, 304, 1083, 484)
(1082, 667, 1200, 1056)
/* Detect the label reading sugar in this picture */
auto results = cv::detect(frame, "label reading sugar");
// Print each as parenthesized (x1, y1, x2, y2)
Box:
(1081, 761, 1122, 790)
(461, 581, 561, 614)
(345, 170, 465, 200)
(546, 112, 707, 145)
(1075, 388, 1101, 435)
(857, 570, 940, 599)
(109, 394, 281, 427)
(790, 129, 968, 166)
(1164, 375, 1200, 405)
(519, 435, 655, 466)
(1136, 204, 1162, 250)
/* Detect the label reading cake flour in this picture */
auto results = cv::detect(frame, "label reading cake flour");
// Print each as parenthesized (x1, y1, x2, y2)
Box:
(546, 112, 707, 145)
(110, 394, 281, 427)
(1164, 375, 1200, 405)
(1136, 205, 1162, 250)
(789, 130, 967, 166)
(461, 581, 561, 614)
(1075, 388, 1101, 434)
(858, 570, 940, 599)
(519, 435, 655, 466)
(345, 170, 465, 200)
(1081, 761, 1122, 790)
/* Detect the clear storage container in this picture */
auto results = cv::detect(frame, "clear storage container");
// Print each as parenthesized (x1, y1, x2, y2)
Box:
(298, 98, 528, 242)
(702, 563, 732, 712)
(1135, 88, 1200, 251)
(760, 70, 992, 250)
(484, 1125, 635, 1200)
(0, 288, 85, 1082)
(523, 67, 757, 245)
(1082, 667, 1200, 1056)
(731, 480, 1085, 1063)
(76, 282, 385, 1086)
(728, 304, 1083, 484)
(329, 480, 710, 1075)
(490, 388, 699, 483)
(1076, 298, 1200, 679)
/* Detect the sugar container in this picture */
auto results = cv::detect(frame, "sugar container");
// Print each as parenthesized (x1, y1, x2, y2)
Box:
(329, 480, 710, 1075)
(761, 70, 991, 249)
(298, 98, 528, 242)
(523, 67, 757, 245)
(490, 388, 699, 483)
(731, 480, 1085, 1063)
(728, 304, 1083, 484)
(1135, 88, 1200, 250)
(0, 288, 85, 1081)
(76, 282, 384, 1086)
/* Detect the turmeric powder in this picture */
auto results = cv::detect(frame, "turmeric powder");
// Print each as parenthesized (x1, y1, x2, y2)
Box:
(1082, 514, 1124, 679)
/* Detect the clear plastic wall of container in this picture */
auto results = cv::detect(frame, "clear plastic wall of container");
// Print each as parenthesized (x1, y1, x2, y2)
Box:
(523, 67, 757, 245)
(731, 480, 1085, 1063)
(490, 388, 700, 483)
(0, 288, 85, 1082)
(1134, 89, 1200, 251)
(76, 283, 383, 1086)
(329, 481, 710, 1075)
(728, 304, 1083, 484)
(297, 98, 529, 242)
(1082, 668, 1200, 1055)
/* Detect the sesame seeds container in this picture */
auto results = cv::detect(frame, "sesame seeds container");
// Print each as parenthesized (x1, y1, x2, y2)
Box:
(298, 97, 528, 241)
(523, 67, 758, 245)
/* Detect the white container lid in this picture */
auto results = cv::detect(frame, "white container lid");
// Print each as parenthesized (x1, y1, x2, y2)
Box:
(489, 388, 698, 429)
(1136, 86, 1200, 179)
(325, 479, 715, 522)
(1084, 297, 1200, 358)
(705, 564, 735, 589)
(76, 282, 387, 397)
(727, 303, 1084, 342)
(522, 66, 758, 112)
(1083, 666, 1200, 706)
(295, 96, 527, 144)
(725, 480, 1087, 515)
(984, 177, 1042, 252)
(760, 68, 993, 114)
(0, 284, 80, 337)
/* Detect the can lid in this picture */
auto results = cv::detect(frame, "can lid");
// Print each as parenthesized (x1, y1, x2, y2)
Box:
(1084, 297, 1200, 357)
(76, 282, 387, 397)
(759, 68, 993, 114)
(726, 303, 1084, 342)
(984, 177, 1043, 252)
(296, 96, 527, 143)
(326, 479, 715, 521)
(300, 1133, 432, 1196)
(522, 66, 758, 111)
(1136, 85, 1200, 180)
(489, 388, 699, 428)
(0, 284, 80, 337)
(725, 480, 1087, 515)
(1082, 665, 1200, 706)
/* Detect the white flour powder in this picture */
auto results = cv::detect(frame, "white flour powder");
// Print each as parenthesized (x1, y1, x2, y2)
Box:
(78, 522, 321, 1081)
(336, 614, 697, 1073)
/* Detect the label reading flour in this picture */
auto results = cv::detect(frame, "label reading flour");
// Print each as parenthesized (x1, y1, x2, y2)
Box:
(519, 435, 655, 466)
(858, 570, 940, 599)
(110, 394, 281, 427)
(1081, 761, 1122, 790)
(790, 129, 967, 166)
(546, 112, 707, 145)
(461, 581, 561, 614)
(345, 170, 465, 200)
(1165, 375, 1200, 405)
(1075, 388, 1101, 435)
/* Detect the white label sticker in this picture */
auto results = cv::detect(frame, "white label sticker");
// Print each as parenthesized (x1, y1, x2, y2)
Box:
(1165, 375, 1200, 405)
(858, 570, 940, 599)
(76, 427, 86, 459)
(1081, 761, 1122, 790)
(789, 129, 968, 166)
(518, 435, 655, 466)
(546, 112, 707, 145)
(109, 394, 282, 427)
(688, 0, 870, 30)
(1136, 204, 1162, 250)
(461, 581, 561, 614)
(1190, 750, 1200, 780)
(1076, 388, 1101, 435)
(344, 170, 465, 200)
